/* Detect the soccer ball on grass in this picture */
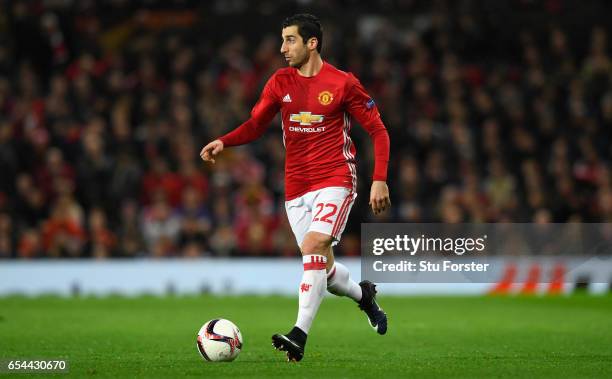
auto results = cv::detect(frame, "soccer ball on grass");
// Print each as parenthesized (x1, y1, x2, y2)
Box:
(196, 319, 243, 362)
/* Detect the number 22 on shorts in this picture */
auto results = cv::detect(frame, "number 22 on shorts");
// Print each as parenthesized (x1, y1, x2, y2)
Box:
(313, 203, 338, 224)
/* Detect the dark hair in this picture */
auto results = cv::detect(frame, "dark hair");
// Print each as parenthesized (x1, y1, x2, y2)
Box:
(282, 14, 323, 53)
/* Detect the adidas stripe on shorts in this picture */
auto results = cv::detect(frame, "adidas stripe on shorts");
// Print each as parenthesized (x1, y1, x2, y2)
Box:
(285, 186, 357, 247)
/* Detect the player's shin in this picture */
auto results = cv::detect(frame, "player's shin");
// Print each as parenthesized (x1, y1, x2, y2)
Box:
(295, 254, 327, 334)
(327, 261, 363, 301)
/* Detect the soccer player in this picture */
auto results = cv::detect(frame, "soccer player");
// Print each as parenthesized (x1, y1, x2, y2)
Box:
(200, 13, 391, 362)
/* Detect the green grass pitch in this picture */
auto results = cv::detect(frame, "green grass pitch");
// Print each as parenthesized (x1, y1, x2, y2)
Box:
(1, 295, 611, 378)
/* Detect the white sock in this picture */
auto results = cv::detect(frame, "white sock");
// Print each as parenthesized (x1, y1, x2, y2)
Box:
(327, 262, 362, 302)
(295, 254, 327, 334)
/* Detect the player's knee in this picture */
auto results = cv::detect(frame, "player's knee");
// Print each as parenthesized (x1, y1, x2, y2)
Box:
(301, 232, 333, 255)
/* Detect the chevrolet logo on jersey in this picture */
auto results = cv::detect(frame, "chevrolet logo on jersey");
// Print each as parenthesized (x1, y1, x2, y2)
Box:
(290, 112, 324, 126)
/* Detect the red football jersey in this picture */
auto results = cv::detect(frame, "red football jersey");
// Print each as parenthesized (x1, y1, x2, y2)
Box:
(220, 61, 389, 200)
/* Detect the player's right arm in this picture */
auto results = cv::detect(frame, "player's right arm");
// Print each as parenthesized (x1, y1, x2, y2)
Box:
(200, 76, 280, 164)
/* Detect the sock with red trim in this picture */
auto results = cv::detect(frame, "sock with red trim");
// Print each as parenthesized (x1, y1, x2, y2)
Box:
(327, 262, 362, 302)
(295, 254, 327, 334)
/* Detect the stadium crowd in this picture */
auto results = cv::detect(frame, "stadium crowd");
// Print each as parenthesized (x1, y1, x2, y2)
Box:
(0, 0, 611, 258)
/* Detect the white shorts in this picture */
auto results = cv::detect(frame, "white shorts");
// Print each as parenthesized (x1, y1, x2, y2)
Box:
(285, 186, 357, 248)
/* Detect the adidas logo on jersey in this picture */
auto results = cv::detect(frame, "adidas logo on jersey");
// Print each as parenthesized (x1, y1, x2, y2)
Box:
(283, 94, 292, 103)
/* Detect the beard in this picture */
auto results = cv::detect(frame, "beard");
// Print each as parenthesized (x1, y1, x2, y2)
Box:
(288, 51, 310, 68)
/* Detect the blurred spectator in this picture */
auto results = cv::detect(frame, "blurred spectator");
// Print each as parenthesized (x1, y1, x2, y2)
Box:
(177, 186, 212, 255)
(14, 173, 48, 228)
(0, 212, 15, 258)
(76, 129, 114, 211)
(86, 207, 117, 259)
(117, 200, 145, 258)
(41, 195, 85, 257)
(141, 190, 181, 257)
(141, 157, 183, 207)
(35, 147, 75, 202)
(17, 228, 44, 259)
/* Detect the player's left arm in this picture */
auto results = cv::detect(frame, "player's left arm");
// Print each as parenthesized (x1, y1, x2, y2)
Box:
(345, 74, 391, 215)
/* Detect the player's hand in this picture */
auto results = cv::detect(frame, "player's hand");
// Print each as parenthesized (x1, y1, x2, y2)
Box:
(200, 140, 224, 164)
(369, 180, 391, 215)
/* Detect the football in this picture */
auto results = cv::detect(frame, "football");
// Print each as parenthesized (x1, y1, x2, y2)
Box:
(196, 319, 243, 362)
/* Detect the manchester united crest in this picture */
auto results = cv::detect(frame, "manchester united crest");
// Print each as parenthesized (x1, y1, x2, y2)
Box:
(318, 90, 334, 105)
